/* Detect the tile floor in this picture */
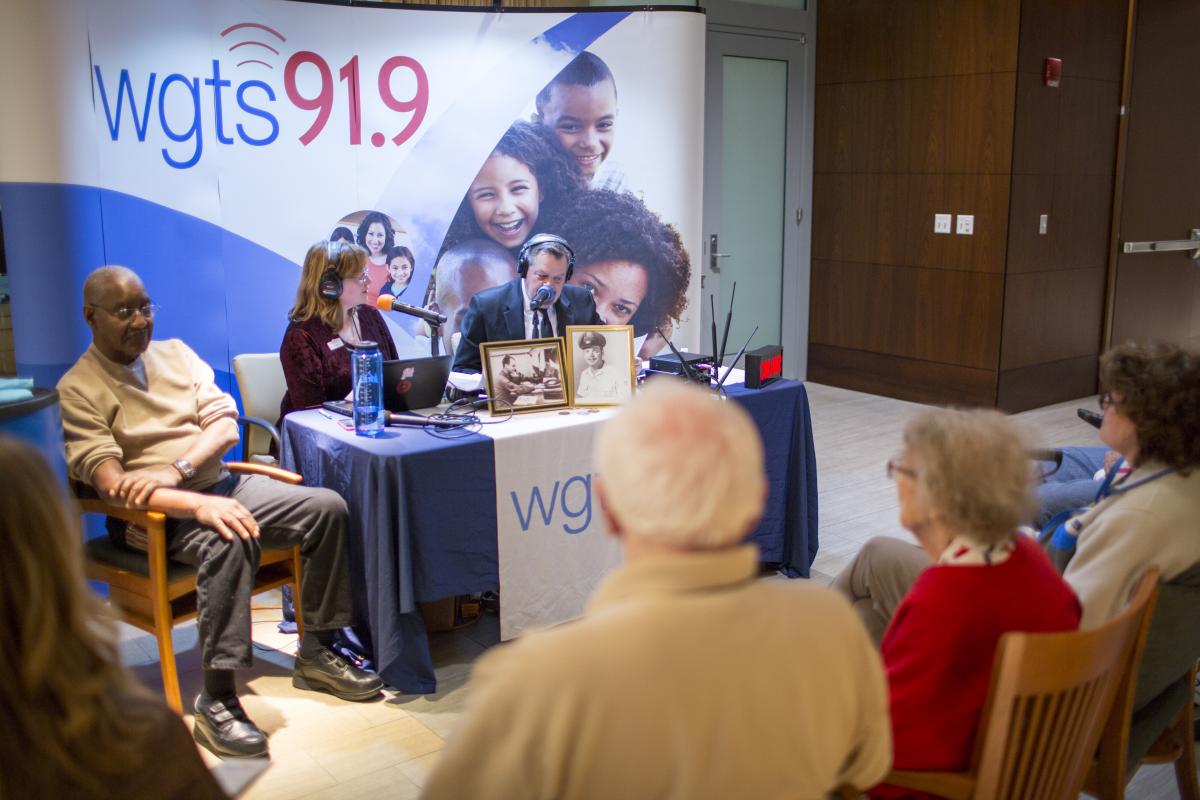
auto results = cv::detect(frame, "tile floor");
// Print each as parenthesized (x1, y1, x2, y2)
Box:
(113, 382, 1195, 798)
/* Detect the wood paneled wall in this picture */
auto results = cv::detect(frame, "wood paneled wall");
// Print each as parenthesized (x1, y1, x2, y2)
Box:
(810, 0, 1127, 411)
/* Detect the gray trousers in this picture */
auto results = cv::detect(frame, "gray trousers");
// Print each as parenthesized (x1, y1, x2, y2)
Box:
(167, 473, 353, 670)
(832, 536, 931, 645)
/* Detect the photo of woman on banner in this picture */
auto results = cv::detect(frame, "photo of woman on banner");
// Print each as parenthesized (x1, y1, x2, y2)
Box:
(557, 189, 690, 359)
(380, 244, 415, 298)
(533, 50, 625, 193)
(440, 121, 585, 257)
(278, 240, 399, 421)
(355, 210, 397, 303)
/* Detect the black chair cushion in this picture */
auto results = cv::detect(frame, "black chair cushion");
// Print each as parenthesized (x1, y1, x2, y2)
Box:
(85, 536, 197, 583)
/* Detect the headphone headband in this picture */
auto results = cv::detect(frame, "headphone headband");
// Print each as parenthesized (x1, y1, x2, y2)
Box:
(517, 233, 575, 279)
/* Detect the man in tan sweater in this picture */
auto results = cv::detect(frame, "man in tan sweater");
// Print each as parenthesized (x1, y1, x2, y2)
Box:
(58, 266, 382, 759)
(424, 381, 891, 800)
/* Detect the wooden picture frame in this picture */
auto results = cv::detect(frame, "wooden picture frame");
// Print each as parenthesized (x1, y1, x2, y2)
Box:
(480, 337, 569, 415)
(565, 325, 636, 407)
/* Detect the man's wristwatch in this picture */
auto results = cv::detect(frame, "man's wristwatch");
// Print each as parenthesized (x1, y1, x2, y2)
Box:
(172, 458, 196, 481)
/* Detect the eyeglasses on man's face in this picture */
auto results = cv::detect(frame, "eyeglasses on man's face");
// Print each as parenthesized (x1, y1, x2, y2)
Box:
(886, 458, 918, 481)
(93, 302, 160, 322)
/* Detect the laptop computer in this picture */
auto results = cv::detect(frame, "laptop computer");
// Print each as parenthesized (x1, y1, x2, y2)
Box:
(322, 354, 452, 415)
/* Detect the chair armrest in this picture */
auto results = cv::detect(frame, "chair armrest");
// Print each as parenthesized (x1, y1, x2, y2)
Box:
(76, 496, 168, 529)
(883, 769, 975, 800)
(237, 415, 281, 461)
(228, 461, 303, 485)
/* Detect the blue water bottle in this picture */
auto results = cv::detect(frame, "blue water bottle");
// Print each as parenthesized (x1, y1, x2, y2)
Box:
(351, 341, 384, 438)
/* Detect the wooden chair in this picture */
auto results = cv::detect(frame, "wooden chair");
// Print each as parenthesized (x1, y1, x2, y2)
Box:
(78, 461, 305, 713)
(881, 568, 1160, 800)
(1085, 562, 1200, 800)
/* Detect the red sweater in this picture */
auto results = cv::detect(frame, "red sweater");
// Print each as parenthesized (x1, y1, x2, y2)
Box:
(874, 536, 1080, 796)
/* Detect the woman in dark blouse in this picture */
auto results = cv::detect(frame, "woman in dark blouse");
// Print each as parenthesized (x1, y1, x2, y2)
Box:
(278, 240, 399, 421)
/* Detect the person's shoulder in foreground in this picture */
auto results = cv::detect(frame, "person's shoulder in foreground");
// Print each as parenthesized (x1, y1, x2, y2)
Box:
(423, 381, 890, 800)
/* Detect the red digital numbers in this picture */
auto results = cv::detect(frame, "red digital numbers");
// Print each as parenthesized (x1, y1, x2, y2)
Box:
(283, 51, 428, 148)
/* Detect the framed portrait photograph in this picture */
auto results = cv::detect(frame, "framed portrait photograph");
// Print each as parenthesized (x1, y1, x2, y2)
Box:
(565, 325, 636, 407)
(480, 337, 569, 415)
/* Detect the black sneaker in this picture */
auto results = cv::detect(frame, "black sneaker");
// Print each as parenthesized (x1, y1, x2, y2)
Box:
(192, 693, 269, 758)
(293, 647, 383, 701)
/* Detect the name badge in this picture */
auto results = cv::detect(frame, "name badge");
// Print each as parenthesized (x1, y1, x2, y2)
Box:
(327, 338, 345, 351)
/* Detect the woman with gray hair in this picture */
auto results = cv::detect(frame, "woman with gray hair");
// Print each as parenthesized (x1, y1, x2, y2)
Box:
(865, 408, 1080, 795)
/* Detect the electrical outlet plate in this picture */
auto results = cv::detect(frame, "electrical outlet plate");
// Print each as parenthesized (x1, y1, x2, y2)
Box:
(956, 214, 974, 235)
(934, 213, 952, 234)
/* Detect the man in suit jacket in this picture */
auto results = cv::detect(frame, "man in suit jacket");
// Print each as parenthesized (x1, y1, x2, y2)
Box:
(452, 234, 602, 373)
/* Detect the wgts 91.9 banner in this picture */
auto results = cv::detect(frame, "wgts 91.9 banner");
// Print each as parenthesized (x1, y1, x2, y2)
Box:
(0, 0, 704, 391)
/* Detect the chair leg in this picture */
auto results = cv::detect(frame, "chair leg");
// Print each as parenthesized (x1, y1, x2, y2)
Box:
(152, 602, 183, 713)
(292, 546, 305, 640)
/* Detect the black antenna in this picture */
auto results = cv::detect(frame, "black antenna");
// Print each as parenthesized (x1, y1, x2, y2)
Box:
(656, 326, 701, 382)
(716, 282, 736, 373)
(709, 294, 719, 384)
(716, 325, 758, 391)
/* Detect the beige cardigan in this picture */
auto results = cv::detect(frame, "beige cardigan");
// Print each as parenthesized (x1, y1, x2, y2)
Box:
(424, 545, 892, 800)
(57, 339, 238, 489)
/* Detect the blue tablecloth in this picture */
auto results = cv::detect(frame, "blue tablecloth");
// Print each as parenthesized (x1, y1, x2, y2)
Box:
(281, 379, 818, 694)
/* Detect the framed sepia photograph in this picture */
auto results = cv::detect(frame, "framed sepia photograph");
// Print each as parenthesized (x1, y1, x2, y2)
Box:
(480, 337, 569, 415)
(565, 325, 636, 407)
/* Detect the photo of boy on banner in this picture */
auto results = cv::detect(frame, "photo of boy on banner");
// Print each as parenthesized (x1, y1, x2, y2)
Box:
(533, 51, 624, 193)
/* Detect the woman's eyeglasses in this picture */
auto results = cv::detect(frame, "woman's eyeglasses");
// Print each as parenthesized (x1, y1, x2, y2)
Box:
(1098, 392, 1116, 411)
(886, 459, 918, 480)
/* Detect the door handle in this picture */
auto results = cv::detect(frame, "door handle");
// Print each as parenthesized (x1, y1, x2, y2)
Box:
(1121, 228, 1200, 261)
(709, 234, 731, 273)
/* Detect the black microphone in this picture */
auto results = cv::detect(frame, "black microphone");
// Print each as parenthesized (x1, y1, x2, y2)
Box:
(1077, 408, 1103, 429)
(377, 294, 447, 325)
(529, 284, 554, 310)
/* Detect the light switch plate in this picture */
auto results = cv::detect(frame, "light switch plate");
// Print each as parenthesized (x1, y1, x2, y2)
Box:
(956, 214, 974, 235)
(934, 213, 952, 234)
(1039, 214, 1048, 235)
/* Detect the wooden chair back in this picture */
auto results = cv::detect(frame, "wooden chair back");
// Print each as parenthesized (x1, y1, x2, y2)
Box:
(885, 568, 1160, 800)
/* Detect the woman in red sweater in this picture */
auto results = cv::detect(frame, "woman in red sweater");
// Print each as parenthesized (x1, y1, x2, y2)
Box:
(278, 239, 399, 422)
(872, 408, 1081, 798)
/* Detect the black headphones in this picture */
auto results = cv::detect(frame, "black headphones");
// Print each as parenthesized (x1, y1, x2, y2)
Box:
(318, 242, 342, 300)
(517, 233, 575, 280)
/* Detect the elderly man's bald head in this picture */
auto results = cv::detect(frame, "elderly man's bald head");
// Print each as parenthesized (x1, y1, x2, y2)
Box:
(83, 265, 143, 305)
(595, 381, 766, 549)
(81, 265, 153, 365)
(434, 239, 517, 350)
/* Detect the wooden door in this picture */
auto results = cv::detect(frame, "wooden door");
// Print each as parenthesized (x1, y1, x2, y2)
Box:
(1109, 0, 1200, 348)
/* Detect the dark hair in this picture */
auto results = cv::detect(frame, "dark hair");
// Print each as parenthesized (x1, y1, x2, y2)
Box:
(535, 52, 617, 116)
(1100, 341, 1200, 472)
(330, 226, 355, 244)
(442, 122, 585, 254)
(387, 245, 416, 270)
(356, 212, 393, 252)
(556, 189, 690, 335)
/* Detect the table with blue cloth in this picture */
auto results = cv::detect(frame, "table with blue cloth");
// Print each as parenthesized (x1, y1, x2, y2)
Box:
(280, 379, 818, 694)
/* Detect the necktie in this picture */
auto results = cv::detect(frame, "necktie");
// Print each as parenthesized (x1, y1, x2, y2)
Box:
(537, 308, 553, 339)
